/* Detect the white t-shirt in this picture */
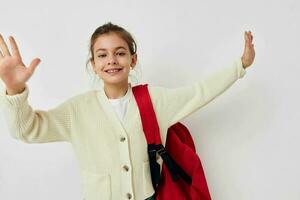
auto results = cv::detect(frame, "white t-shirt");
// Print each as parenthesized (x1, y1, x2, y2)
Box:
(107, 83, 132, 123)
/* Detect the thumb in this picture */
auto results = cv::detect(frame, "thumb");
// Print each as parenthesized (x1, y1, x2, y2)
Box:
(27, 58, 41, 75)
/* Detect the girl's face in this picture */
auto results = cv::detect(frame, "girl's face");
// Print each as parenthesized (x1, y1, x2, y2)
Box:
(91, 33, 137, 86)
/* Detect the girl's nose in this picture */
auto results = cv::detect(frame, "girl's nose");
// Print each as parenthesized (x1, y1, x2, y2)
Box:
(108, 55, 118, 65)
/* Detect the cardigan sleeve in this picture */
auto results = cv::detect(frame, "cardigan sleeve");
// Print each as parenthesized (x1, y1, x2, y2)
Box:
(164, 57, 246, 127)
(0, 84, 73, 143)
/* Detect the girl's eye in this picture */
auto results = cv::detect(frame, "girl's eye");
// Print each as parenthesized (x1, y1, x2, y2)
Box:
(97, 52, 126, 58)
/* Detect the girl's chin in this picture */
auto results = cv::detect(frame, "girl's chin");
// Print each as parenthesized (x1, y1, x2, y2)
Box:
(102, 77, 129, 85)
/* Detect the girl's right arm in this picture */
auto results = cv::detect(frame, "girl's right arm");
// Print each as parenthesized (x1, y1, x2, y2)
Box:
(0, 84, 73, 143)
(0, 34, 72, 143)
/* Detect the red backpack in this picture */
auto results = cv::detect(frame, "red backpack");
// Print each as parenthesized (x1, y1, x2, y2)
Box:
(132, 84, 212, 200)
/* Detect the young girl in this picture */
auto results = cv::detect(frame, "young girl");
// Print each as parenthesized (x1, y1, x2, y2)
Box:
(0, 22, 255, 200)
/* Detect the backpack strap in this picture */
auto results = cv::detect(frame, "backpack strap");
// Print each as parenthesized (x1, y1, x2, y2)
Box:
(132, 84, 181, 189)
(131, 84, 161, 145)
(132, 84, 162, 189)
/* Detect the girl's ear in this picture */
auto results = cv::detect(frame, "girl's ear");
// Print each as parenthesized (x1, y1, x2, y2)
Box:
(131, 54, 138, 68)
(91, 59, 96, 72)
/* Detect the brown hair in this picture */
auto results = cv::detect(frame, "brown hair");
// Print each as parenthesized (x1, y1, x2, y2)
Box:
(86, 22, 137, 70)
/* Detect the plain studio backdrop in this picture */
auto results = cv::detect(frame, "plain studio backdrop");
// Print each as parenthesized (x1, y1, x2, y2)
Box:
(0, 0, 299, 199)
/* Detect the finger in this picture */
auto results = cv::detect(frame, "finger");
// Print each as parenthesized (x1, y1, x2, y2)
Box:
(248, 31, 253, 42)
(244, 32, 248, 42)
(248, 32, 252, 41)
(244, 32, 248, 50)
(8, 36, 22, 60)
(246, 31, 254, 46)
(248, 34, 252, 43)
(244, 32, 250, 46)
(0, 34, 11, 56)
(27, 58, 41, 75)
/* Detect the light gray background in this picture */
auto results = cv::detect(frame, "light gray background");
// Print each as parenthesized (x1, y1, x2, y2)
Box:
(0, 0, 299, 199)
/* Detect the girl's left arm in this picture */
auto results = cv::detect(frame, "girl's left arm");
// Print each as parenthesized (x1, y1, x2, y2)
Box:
(162, 31, 255, 127)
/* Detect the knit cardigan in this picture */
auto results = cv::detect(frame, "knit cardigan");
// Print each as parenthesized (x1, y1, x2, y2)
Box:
(0, 58, 246, 200)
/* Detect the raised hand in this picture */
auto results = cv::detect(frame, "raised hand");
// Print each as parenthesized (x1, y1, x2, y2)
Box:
(241, 31, 255, 69)
(0, 34, 41, 95)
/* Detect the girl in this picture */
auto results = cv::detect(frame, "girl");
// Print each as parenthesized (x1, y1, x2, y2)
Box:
(0, 22, 255, 200)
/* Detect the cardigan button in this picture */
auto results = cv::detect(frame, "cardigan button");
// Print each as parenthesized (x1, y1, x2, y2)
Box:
(120, 136, 126, 142)
(126, 193, 132, 199)
(123, 165, 129, 172)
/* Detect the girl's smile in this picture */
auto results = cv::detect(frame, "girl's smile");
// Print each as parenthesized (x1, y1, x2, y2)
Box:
(90, 31, 137, 99)
(91, 32, 137, 86)
(105, 67, 123, 75)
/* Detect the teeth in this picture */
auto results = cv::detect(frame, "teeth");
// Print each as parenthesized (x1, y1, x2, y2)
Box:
(107, 69, 120, 73)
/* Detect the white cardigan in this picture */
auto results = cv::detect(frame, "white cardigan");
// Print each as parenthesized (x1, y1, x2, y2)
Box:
(0, 58, 246, 200)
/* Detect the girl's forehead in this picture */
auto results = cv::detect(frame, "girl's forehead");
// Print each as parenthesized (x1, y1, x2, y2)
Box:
(94, 33, 128, 50)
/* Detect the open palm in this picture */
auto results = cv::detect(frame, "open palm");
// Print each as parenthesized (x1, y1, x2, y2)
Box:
(241, 31, 255, 69)
(0, 34, 40, 92)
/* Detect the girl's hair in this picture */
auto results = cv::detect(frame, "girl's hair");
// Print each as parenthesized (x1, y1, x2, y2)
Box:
(85, 22, 141, 88)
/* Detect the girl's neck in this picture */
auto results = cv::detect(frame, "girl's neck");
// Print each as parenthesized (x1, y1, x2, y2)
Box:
(103, 82, 129, 99)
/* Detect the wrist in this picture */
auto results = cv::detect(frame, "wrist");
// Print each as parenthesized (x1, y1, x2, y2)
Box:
(6, 85, 26, 95)
(241, 57, 247, 69)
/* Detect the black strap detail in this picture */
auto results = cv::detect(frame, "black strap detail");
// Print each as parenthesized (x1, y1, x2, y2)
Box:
(148, 144, 161, 189)
(147, 144, 192, 189)
(156, 144, 180, 182)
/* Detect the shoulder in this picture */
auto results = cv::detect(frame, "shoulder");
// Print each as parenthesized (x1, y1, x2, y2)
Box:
(142, 84, 169, 103)
(133, 84, 166, 97)
(148, 84, 166, 95)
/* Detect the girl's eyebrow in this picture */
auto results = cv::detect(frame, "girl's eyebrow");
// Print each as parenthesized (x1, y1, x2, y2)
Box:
(96, 46, 126, 52)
